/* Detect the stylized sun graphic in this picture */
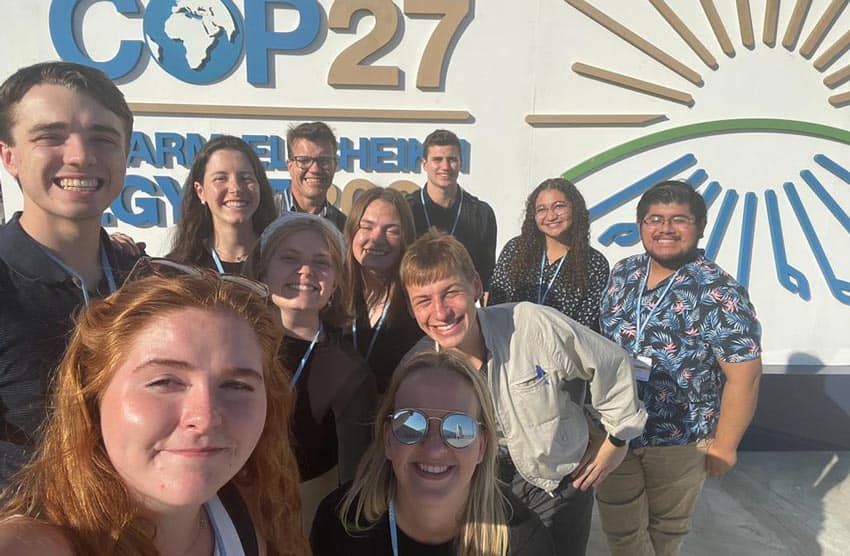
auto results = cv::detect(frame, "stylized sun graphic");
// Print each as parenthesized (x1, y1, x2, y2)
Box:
(530, 0, 850, 310)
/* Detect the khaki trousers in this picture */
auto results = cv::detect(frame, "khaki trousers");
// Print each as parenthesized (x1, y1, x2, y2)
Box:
(595, 441, 708, 556)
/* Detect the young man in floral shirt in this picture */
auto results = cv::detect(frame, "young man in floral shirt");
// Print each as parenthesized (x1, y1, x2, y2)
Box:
(598, 180, 762, 556)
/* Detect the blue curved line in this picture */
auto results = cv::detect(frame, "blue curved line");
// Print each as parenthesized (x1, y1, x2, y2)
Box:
(589, 153, 697, 221)
(704, 188, 738, 260)
(815, 154, 850, 184)
(701, 181, 722, 208)
(783, 182, 850, 304)
(737, 193, 757, 288)
(764, 190, 811, 300)
(805, 158, 850, 235)
(599, 223, 639, 246)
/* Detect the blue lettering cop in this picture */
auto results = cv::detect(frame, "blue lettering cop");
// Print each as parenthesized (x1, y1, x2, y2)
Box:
(107, 133, 470, 227)
(49, 0, 321, 85)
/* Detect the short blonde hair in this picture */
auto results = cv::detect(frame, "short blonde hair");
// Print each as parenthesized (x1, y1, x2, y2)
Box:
(399, 229, 478, 289)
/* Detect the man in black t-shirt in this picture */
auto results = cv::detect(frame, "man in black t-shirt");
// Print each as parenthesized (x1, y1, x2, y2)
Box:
(406, 129, 497, 291)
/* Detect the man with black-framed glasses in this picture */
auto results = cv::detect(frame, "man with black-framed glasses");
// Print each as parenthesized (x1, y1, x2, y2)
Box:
(598, 180, 762, 556)
(280, 121, 346, 232)
(0, 61, 139, 482)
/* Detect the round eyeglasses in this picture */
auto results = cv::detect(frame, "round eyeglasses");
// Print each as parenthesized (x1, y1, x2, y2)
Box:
(389, 409, 482, 449)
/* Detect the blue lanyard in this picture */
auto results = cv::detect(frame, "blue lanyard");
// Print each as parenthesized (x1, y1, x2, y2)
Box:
(38, 243, 117, 306)
(209, 247, 225, 274)
(537, 248, 567, 304)
(388, 498, 399, 556)
(289, 325, 322, 388)
(283, 189, 327, 217)
(634, 258, 680, 352)
(421, 187, 463, 235)
(352, 299, 391, 360)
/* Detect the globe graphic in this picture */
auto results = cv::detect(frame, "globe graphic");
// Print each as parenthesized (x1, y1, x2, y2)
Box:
(143, 0, 244, 85)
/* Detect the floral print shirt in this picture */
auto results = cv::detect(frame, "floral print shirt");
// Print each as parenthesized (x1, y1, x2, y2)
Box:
(600, 250, 761, 447)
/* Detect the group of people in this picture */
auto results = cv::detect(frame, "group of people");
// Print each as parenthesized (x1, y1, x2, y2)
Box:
(0, 60, 763, 556)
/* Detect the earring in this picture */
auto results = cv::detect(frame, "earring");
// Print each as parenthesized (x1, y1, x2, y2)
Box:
(200, 199, 206, 206)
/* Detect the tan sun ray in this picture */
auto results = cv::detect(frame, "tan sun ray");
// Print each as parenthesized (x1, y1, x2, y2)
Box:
(564, 0, 703, 85)
(524, 114, 667, 126)
(572, 62, 695, 106)
(700, 0, 736, 56)
(800, 0, 849, 59)
(736, 0, 755, 49)
(813, 28, 850, 70)
(783, 0, 813, 50)
(828, 90, 850, 106)
(648, 0, 718, 69)
(824, 64, 850, 87)
(764, 0, 780, 46)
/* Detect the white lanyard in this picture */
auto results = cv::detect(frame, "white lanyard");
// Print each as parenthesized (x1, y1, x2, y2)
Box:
(634, 258, 680, 353)
(352, 299, 391, 361)
(388, 498, 400, 556)
(289, 325, 322, 388)
(421, 186, 463, 235)
(38, 243, 117, 306)
(209, 247, 225, 274)
(283, 188, 327, 217)
(537, 248, 567, 304)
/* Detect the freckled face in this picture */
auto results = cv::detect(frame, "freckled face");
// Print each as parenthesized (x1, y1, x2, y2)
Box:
(99, 308, 266, 512)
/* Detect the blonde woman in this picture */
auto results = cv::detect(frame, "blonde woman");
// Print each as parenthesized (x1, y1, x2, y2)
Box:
(0, 262, 307, 555)
(310, 351, 554, 556)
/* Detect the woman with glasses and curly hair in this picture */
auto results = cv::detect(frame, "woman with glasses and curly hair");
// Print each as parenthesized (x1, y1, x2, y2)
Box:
(0, 266, 308, 555)
(310, 351, 554, 556)
(489, 178, 609, 331)
(168, 135, 277, 273)
(245, 213, 377, 529)
(342, 188, 423, 393)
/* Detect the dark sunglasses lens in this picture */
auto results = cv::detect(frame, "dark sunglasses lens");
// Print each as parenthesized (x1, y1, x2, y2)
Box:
(391, 410, 428, 445)
(441, 413, 478, 448)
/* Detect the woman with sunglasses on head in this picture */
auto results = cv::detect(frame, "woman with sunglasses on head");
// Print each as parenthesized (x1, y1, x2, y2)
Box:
(244, 213, 377, 529)
(343, 188, 423, 393)
(310, 351, 555, 556)
(0, 261, 308, 555)
(489, 178, 609, 331)
(168, 135, 277, 274)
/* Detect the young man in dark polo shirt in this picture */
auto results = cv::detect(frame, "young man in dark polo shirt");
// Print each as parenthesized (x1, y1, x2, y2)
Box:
(406, 129, 497, 290)
(0, 61, 138, 482)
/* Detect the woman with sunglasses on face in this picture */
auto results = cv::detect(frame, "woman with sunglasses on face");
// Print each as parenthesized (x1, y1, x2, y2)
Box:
(343, 188, 423, 393)
(168, 135, 277, 274)
(244, 213, 377, 529)
(310, 351, 555, 556)
(0, 262, 308, 555)
(489, 178, 609, 331)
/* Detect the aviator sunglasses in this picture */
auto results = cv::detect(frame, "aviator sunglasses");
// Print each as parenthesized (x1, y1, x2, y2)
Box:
(389, 409, 482, 449)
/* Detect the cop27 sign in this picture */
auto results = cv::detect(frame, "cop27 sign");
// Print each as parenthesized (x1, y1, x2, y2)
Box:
(50, 0, 470, 88)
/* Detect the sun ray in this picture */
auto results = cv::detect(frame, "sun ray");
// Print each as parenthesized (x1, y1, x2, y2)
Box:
(524, 114, 668, 126)
(824, 64, 850, 87)
(572, 62, 695, 106)
(564, 0, 703, 85)
(701, 181, 723, 207)
(813, 28, 850, 70)
(802, 167, 850, 233)
(737, 192, 758, 287)
(800, 0, 849, 58)
(736, 0, 756, 49)
(828, 90, 850, 107)
(705, 188, 739, 260)
(700, 0, 736, 56)
(784, 181, 850, 303)
(783, 0, 813, 51)
(764, 189, 812, 300)
(648, 0, 718, 69)
(764, 0, 780, 46)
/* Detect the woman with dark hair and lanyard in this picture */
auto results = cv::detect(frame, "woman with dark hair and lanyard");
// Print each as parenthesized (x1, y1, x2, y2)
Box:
(342, 188, 423, 393)
(489, 178, 609, 331)
(244, 212, 377, 530)
(168, 135, 277, 273)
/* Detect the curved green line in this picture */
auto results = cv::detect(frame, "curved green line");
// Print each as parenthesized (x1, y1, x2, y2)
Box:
(562, 119, 850, 182)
